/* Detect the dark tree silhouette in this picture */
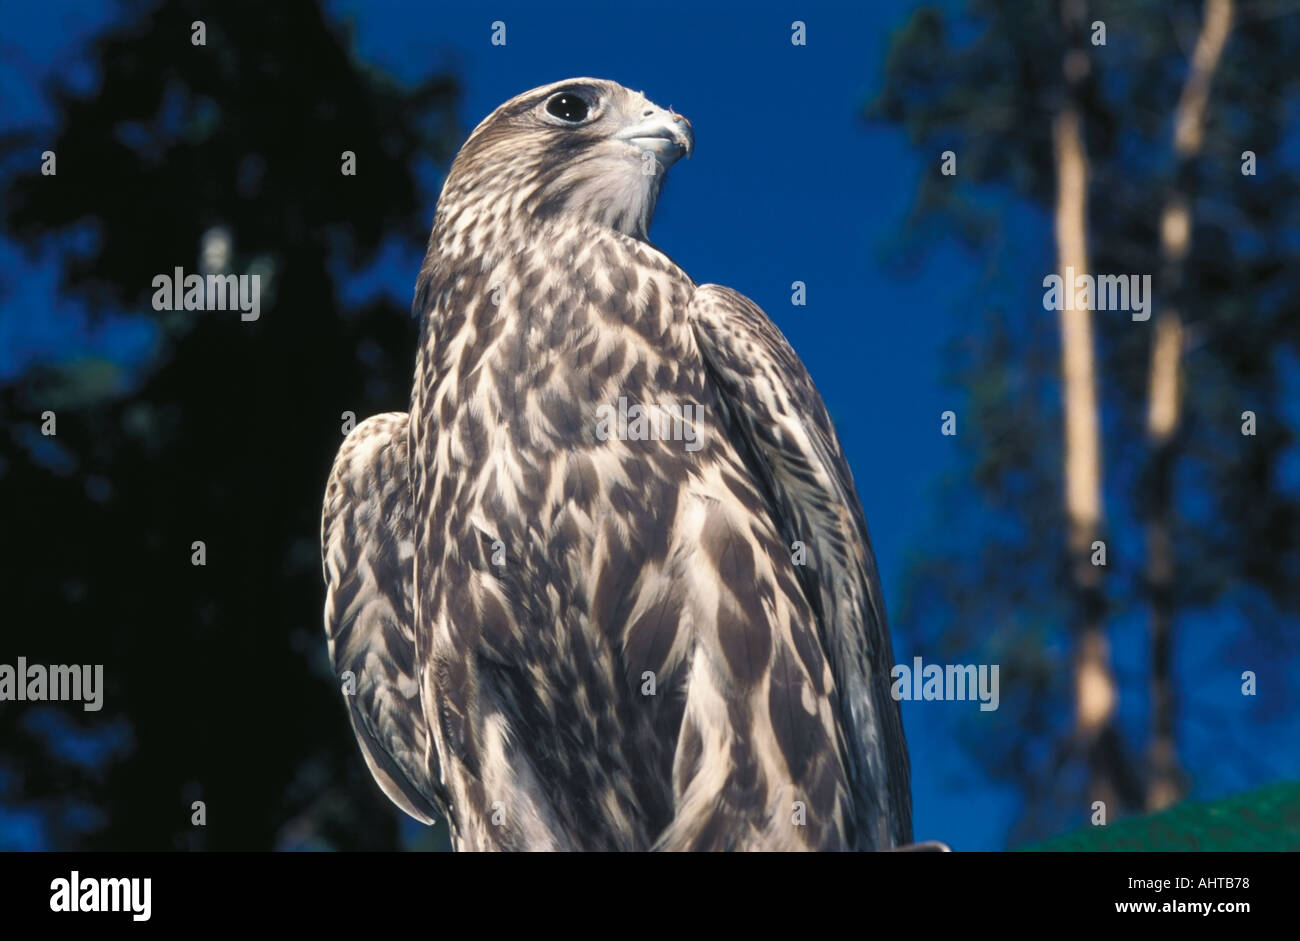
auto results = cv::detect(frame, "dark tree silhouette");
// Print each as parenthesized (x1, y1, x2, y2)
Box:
(0, 0, 460, 849)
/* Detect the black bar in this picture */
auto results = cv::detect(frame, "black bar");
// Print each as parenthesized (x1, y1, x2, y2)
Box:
(0, 850, 1282, 927)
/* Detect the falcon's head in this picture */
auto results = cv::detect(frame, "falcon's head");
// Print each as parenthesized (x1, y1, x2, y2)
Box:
(436, 78, 693, 245)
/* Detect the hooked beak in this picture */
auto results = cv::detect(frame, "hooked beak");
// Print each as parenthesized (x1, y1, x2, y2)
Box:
(615, 110, 694, 167)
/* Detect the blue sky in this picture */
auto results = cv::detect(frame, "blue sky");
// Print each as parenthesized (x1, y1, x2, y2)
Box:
(2, 0, 1294, 851)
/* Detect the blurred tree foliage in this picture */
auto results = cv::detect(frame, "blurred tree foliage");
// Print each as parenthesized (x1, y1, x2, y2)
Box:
(0, 0, 460, 849)
(869, 0, 1299, 845)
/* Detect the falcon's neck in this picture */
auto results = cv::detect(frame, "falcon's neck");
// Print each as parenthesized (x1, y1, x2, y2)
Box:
(420, 158, 668, 276)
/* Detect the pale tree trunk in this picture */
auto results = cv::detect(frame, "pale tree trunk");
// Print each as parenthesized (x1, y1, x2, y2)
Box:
(1144, 0, 1234, 813)
(1054, 0, 1130, 813)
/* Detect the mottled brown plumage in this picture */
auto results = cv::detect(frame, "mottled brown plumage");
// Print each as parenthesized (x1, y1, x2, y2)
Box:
(323, 78, 911, 850)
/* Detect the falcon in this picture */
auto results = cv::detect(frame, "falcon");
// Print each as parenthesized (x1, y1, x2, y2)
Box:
(322, 78, 912, 850)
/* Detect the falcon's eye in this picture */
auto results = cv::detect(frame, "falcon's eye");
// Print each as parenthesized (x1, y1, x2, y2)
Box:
(546, 93, 590, 123)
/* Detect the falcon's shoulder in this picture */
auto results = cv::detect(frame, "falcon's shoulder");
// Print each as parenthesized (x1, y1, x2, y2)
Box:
(321, 412, 447, 825)
(686, 283, 912, 848)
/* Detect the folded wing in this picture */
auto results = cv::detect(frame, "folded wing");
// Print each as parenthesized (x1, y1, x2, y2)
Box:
(688, 284, 912, 848)
(321, 412, 447, 825)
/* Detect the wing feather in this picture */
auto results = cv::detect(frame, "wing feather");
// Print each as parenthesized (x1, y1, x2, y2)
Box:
(689, 284, 912, 848)
(321, 412, 448, 825)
